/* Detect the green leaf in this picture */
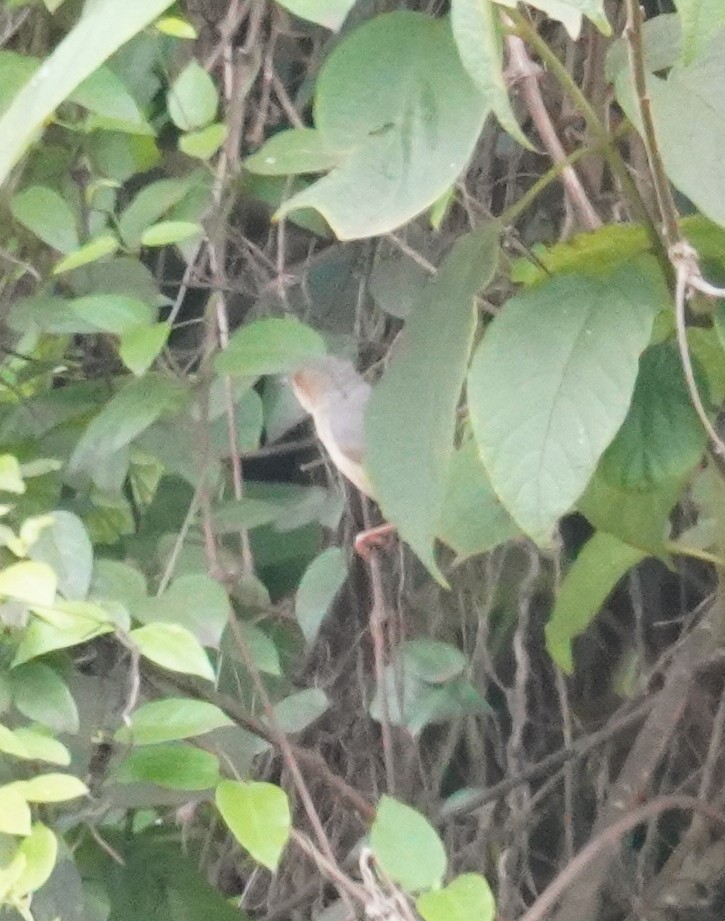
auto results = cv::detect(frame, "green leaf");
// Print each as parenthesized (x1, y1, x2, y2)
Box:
(246, 128, 344, 176)
(215, 780, 291, 871)
(114, 743, 220, 790)
(10, 186, 79, 253)
(271, 688, 330, 734)
(215, 317, 326, 377)
(119, 176, 200, 248)
(451, 0, 528, 146)
(237, 622, 281, 676)
(52, 234, 119, 274)
(403, 639, 467, 684)
(119, 322, 170, 376)
(438, 437, 520, 561)
(468, 262, 665, 544)
(133, 573, 229, 647)
(0, 0, 176, 185)
(12, 728, 70, 766)
(28, 510, 93, 601)
(131, 623, 215, 681)
(0, 560, 57, 606)
(117, 698, 232, 745)
(598, 344, 707, 490)
(370, 796, 447, 892)
(0, 455, 25, 494)
(276, 12, 489, 239)
(0, 785, 31, 835)
(275, 0, 356, 30)
(417, 874, 496, 921)
(295, 547, 347, 645)
(140, 220, 202, 247)
(16, 773, 88, 803)
(167, 60, 218, 131)
(11, 663, 79, 734)
(13, 603, 114, 664)
(12, 824, 57, 898)
(71, 64, 151, 132)
(179, 122, 227, 159)
(0, 725, 30, 759)
(546, 532, 648, 673)
(499, 0, 610, 36)
(674, 0, 725, 64)
(156, 16, 198, 39)
(367, 224, 500, 583)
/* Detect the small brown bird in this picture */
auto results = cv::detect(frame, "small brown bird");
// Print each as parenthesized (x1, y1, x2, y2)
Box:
(289, 355, 394, 554)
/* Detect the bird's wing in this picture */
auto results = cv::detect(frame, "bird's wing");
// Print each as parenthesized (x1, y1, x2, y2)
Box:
(327, 378, 371, 465)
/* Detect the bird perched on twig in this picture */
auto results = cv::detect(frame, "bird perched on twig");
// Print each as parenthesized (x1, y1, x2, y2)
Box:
(289, 355, 394, 554)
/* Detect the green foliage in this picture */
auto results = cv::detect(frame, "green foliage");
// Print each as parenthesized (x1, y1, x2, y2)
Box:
(370, 796, 447, 892)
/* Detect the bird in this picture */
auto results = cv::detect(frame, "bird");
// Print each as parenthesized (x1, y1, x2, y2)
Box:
(289, 355, 394, 555)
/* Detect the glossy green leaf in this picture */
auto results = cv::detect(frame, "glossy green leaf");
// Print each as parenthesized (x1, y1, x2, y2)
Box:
(11, 663, 79, 734)
(119, 322, 170, 376)
(371, 796, 447, 892)
(417, 874, 496, 921)
(451, 0, 527, 145)
(167, 60, 217, 131)
(295, 547, 347, 645)
(11, 824, 57, 898)
(438, 437, 520, 560)
(215, 780, 291, 871)
(246, 128, 344, 175)
(156, 16, 197, 39)
(367, 224, 500, 583)
(0, 785, 31, 836)
(133, 573, 229, 647)
(546, 532, 648, 673)
(28, 510, 93, 600)
(275, 0, 356, 29)
(117, 698, 232, 745)
(0, 561, 57, 606)
(215, 317, 326, 377)
(0, 0, 176, 185)
(131, 623, 215, 681)
(468, 262, 665, 544)
(16, 772, 88, 803)
(276, 12, 489, 239)
(674, 0, 725, 64)
(272, 688, 330, 734)
(140, 220, 202, 247)
(179, 122, 227, 159)
(52, 234, 119, 274)
(598, 344, 707, 490)
(114, 743, 220, 790)
(10, 186, 79, 253)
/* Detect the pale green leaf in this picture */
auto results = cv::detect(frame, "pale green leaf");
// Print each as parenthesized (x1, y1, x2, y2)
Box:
(131, 623, 215, 681)
(417, 874, 496, 921)
(0, 785, 31, 836)
(119, 176, 199, 248)
(70, 65, 151, 132)
(245, 128, 344, 176)
(546, 532, 648, 673)
(216, 780, 291, 871)
(11, 824, 57, 898)
(140, 220, 202, 247)
(0, 561, 57, 606)
(155, 16, 198, 39)
(10, 186, 79, 254)
(370, 796, 447, 892)
(367, 224, 500, 583)
(29, 510, 93, 600)
(133, 573, 229, 647)
(0, 724, 30, 759)
(0, 455, 25, 494)
(12, 728, 70, 766)
(116, 698, 232, 744)
(179, 122, 227, 159)
(0, 0, 176, 185)
(276, 12, 489, 239)
(295, 547, 347, 645)
(119, 322, 170, 376)
(403, 639, 467, 684)
(215, 317, 326, 377)
(13, 604, 114, 665)
(468, 262, 666, 544)
(167, 60, 218, 131)
(52, 234, 119, 274)
(16, 773, 88, 803)
(271, 688, 330, 734)
(674, 0, 725, 64)
(497, 0, 610, 36)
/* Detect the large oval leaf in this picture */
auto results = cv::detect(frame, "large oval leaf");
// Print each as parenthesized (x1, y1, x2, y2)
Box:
(370, 796, 447, 892)
(468, 262, 666, 544)
(275, 12, 489, 239)
(215, 780, 290, 871)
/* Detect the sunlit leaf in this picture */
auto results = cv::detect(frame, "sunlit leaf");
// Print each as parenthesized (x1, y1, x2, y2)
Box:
(131, 623, 215, 681)
(167, 60, 218, 131)
(215, 317, 326, 377)
(10, 186, 79, 253)
(371, 796, 446, 892)
(16, 773, 88, 803)
(417, 874, 496, 921)
(114, 744, 220, 790)
(116, 698, 232, 745)
(216, 780, 291, 871)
